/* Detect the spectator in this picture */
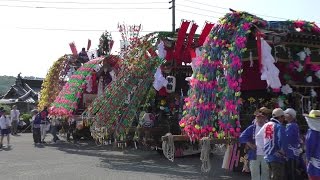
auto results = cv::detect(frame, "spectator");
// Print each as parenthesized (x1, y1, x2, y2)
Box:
(10, 105, 20, 135)
(304, 110, 320, 180)
(31, 109, 41, 145)
(256, 108, 287, 180)
(51, 118, 60, 143)
(284, 108, 302, 180)
(240, 107, 271, 180)
(0, 109, 11, 148)
(40, 106, 49, 143)
(78, 48, 89, 64)
(67, 117, 77, 143)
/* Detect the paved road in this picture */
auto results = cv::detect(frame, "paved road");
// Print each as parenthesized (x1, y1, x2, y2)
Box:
(0, 133, 250, 180)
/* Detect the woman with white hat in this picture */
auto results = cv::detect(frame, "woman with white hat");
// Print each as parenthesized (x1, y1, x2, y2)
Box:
(304, 110, 320, 180)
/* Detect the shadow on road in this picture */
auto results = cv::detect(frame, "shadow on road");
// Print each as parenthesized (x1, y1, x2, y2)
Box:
(45, 140, 249, 180)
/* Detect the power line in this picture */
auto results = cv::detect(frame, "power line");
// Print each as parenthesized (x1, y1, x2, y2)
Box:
(0, 0, 165, 5)
(182, 0, 228, 10)
(14, 26, 156, 32)
(0, 4, 168, 10)
(176, 3, 226, 15)
(176, 9, 220, 19)
(181, 0, 290, 20)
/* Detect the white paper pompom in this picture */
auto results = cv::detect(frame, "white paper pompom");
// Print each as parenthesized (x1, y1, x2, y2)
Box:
(281, 84, 293, 95)
(306, 76, 313, 83)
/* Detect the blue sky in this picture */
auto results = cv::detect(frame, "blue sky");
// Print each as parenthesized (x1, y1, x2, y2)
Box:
(0, 0, 319, 78)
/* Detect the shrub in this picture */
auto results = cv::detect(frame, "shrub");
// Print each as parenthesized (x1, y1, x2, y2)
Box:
(20, 113, 32, 123)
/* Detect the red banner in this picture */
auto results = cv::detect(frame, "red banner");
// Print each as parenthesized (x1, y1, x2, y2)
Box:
(198, 22, 214, 46)
(69, 42, 78, 57)
(87, 39, 91, 51)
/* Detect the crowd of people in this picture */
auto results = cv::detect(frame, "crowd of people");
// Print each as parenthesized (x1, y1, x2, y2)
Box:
(0, 105, 63, 148)
(240, 107, 320, 180)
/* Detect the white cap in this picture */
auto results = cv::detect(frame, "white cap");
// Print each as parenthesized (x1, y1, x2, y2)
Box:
(272, 108, 285, 118)
(284, 108, 296, 118)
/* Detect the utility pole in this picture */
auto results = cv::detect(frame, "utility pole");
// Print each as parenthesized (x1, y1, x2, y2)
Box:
(169, 0, 175, 33)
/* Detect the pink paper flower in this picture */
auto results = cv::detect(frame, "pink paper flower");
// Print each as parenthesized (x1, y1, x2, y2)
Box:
(235, 36, 246, 48)
(294, 20, 305, 28)
(242, 22, 250, 31)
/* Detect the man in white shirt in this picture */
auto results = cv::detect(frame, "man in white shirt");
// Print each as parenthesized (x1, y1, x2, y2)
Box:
(10, 105, 20, 135)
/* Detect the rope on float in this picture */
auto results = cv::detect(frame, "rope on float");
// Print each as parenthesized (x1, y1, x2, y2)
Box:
(200, 137, 211, 173)
(162, 133, 175, 162)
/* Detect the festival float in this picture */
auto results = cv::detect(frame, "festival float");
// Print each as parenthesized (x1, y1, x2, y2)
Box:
(39, 9, 320, 173)
(160, 10, 320, 173)
(84, 21, 214, 149)
(40, 30, 121, 139)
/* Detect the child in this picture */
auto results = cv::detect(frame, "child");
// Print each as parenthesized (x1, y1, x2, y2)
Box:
(0, 109, 11, 148)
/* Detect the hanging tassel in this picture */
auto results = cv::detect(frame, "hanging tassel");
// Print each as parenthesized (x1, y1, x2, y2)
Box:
(200, 137, 211, 173)
(249, 51, 253, 67)
(162, 133, 175, 162)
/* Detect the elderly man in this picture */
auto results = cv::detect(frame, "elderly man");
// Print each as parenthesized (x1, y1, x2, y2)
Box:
(284, 108, 302, 180)
(256, 108, 287, 180)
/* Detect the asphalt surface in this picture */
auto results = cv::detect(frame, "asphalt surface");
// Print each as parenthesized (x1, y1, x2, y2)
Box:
(0, 133, 250, 180)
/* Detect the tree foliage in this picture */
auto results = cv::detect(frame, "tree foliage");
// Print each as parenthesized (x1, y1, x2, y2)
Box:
(0, 75, 16, 96)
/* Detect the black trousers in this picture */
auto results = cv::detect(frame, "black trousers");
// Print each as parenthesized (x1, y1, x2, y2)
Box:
(33, 128, 41, 143)
(268, 162, 285, 180)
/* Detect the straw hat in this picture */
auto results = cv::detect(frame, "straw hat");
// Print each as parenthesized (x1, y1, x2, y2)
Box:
(304, 110, 320, 119)
(304, 110, 320, 132)
(254, 107, 272, 117)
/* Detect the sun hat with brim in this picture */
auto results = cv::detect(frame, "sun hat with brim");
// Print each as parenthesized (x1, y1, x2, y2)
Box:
(304, 110, 320, 119)
(304, 110, 320, 132)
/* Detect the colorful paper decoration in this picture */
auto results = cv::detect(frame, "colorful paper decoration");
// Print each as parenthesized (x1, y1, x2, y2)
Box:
(180, 11, 267, 141)
(49, 58, 103, 118)
(38, 55, 70, 111)
(87, 33, 165, 139)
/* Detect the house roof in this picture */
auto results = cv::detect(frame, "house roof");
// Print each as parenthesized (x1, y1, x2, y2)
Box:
(0, 74, 43, 104)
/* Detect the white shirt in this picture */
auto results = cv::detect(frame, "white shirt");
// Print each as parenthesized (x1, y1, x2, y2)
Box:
(0, 115, 10, 129)
(10, 109, 20, 121)
(255, 124, 264, 155)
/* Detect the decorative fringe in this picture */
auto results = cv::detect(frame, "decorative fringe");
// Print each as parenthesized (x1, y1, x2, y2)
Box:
(162, 133, 175, 162)
(200, 137, 211, 173)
